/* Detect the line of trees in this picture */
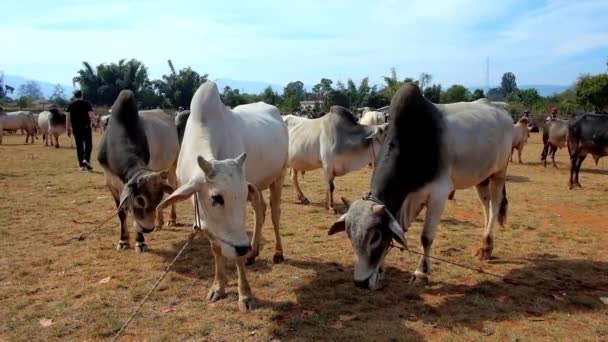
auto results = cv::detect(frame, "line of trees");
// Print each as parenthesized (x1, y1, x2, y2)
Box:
(2, 58, 607, 116)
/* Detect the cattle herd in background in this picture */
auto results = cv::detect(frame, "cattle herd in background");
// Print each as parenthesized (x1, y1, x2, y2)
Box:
(0, 82, 606, 311)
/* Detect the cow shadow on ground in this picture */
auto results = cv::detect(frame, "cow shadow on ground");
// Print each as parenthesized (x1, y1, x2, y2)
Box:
(580, 168, 608, 176)
(506, 175, 530, 183)
(262, 257, 608, 339)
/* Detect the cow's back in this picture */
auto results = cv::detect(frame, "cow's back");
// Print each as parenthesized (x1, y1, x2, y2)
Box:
(38, 111, 50, 132)
(568, 114, 608, 155)
(232, 102, 289, 189)
(286, 117, 324, 171)
(437, 102, 513, 188)
(139, 110, 179, 171)
(544, 119, 568, 147)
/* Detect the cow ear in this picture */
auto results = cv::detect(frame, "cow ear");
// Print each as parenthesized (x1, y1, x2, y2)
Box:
(157, 180, 197, 211)
(328, 214, 347, 235)
(365, 127, 381, 140)
(158, 169, 169, 180)
(118, 182, 135, 211)
(386, 210, 406, 248)
(235, 152, 247, 168)
(161, 181, 175, 194)
(197, 155, 214, 175)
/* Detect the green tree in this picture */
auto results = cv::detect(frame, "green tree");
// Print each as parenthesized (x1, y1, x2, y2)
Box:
(471, 88, 485, 100)
(283, 81, 306, 101)
(423, 84, 442, 103)
(486, 87, 504, 101)
(500, 72, 517, 97)
(0, 72, 7, 100)
(155, 60, 208, 109)
(345, 77, 374, 109)
(280, 95, 301, 113)
(18, 80, 43, 100)
(509, 88, 543, 109)
(260, 86, 279, 105)
(326, 89, 350, 108)
(73, 61, 101, 104)
(418, 73, 432, 91)
(49, 84, 68, 107)
(221, 86, 247, 108)
(441, 84, 470, 103)
(17, 96, 30, 109)
(382, 67, 403, 99)
(575, 73, 608, 112)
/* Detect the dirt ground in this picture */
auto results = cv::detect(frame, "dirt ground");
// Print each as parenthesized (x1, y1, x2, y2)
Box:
(1, 131, 607, 341)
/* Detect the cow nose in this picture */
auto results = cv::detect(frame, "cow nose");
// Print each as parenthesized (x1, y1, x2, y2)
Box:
(354, 278, 369, 289)
(234, 244, 251, 257)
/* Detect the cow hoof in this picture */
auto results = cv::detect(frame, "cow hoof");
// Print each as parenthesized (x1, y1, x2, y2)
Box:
(409, 274, 429, 286)
(575, 183, 582, 188)
(238, 296, 253, 312)
(245, 252, 259, 266)
(167, 220, 177, 227)
(207, 288, 226, 302)
(116, 240, 130, 251)
(298, 198, 310, 205)
(135, 243, 147, 253)
(154, 225, 163, 231)
(474, 247, 492, 261)
(273, 253, 285, 264)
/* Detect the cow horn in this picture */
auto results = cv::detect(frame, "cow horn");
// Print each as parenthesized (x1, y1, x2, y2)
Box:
(197, 155, 214, 175)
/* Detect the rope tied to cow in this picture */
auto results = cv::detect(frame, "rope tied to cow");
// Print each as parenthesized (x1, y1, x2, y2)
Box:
(388, 242, 608, 293)
(56, 210, 119, 246)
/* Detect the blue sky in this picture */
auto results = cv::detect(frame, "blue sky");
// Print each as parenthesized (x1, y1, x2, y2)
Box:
(2, 0, 607, 88)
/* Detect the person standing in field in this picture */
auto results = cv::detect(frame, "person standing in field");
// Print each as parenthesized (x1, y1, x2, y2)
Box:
(66, 90, 95, 171)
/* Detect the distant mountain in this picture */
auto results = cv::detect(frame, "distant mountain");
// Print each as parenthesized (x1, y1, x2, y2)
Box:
(468, 84, 569, 97)
(3, 75, 75, 99)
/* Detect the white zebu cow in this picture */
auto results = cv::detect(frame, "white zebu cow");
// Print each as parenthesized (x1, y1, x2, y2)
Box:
(38, 111, 50, 145)
(100, 114, 110, 132)
(157, 81, 289, 312)
(0, 110, 37, 144)
(38, 109, 73, 148)
(359, 111, 385, 126)
(286, 106, 388, 211)
(511, 117, 530, 164)
(329, 84, 514, 290)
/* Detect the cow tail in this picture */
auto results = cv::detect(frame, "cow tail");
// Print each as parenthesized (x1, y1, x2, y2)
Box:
(497, 184, 508, 227)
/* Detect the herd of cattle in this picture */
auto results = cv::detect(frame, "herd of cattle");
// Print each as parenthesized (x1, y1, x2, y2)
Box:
(1, 82, 607, 311)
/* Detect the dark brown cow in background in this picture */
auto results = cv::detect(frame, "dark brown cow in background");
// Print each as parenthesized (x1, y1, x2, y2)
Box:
(567, 113, 608, 189)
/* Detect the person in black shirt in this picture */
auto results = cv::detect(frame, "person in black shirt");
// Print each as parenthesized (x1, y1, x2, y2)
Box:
(66, 90, 95, 171)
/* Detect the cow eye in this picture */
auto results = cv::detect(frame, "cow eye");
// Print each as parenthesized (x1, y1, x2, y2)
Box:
(370, 231, 381, 247)
(135, 196, 146, 208)
(211, 194, 224, 206)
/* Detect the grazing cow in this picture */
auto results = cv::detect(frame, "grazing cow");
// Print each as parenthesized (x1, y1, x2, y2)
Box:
(174, 109, 190, 144)
(97, 91, 179, 253)
(567, 113, 608, 189)
(286, 106, 388, 211)
(541, 119, 568, 167)
(328, 84, 513, 289)
(511, 117, 530, 163)
(359, 111, 385, 126)
(0, 110, 37, 144)
(156, 81, 289, 312)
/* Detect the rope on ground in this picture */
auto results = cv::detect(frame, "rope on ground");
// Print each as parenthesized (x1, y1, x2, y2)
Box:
(56, 211, 119, 246)
(112, 228, 200, 342)
(390, 243, 608, 292)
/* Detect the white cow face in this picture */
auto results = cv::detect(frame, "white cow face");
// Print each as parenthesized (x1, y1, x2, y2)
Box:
(328, 198, 406, 290)
(157, 153, 256, 259)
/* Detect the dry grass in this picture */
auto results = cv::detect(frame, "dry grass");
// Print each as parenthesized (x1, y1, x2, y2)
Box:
(1, 132, 607, 341)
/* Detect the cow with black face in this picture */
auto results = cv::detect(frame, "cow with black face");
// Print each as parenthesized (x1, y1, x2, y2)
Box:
(329, 83, 513, 290)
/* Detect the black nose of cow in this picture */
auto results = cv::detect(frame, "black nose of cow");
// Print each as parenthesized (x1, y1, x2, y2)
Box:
(354, 278, 369, 289)
(235, 245, 251, 257)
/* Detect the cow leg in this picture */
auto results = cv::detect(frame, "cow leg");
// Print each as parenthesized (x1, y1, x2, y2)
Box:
(518, 145, 524, 164)
(54, 134, 59, 148)
(510, 147, 514, 163)
(166, 166, 178, 226)
(574, 154, 586, 188)
(236, 257, 253, 312)
(207, 241, 227, 302)
(270, 173, 286, 263)
(325, 172, 336, 212)
(475, 178, 491, 232)
(155, 206, 164, 231)
(411, 181, 450, 285)
(551, 146, 558, 168)
(541, 143, 549, 167)
(135, 231, 147, 253)
(246, 188, 264, 265)
(292, 169, 309, 205)
(475, 175, 506, 260)
(113, 198, 130, 251)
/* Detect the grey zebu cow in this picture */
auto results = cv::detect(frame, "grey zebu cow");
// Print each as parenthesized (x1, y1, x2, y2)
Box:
(98, 91, 179, 253)
(567, 113, 608, 189)
(286, 106, 388, 211)
(359, 111, 386, 126)
(329, 84, 513, 289)
(174, 109, 190, 144)
(0, 109, 37, 144)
